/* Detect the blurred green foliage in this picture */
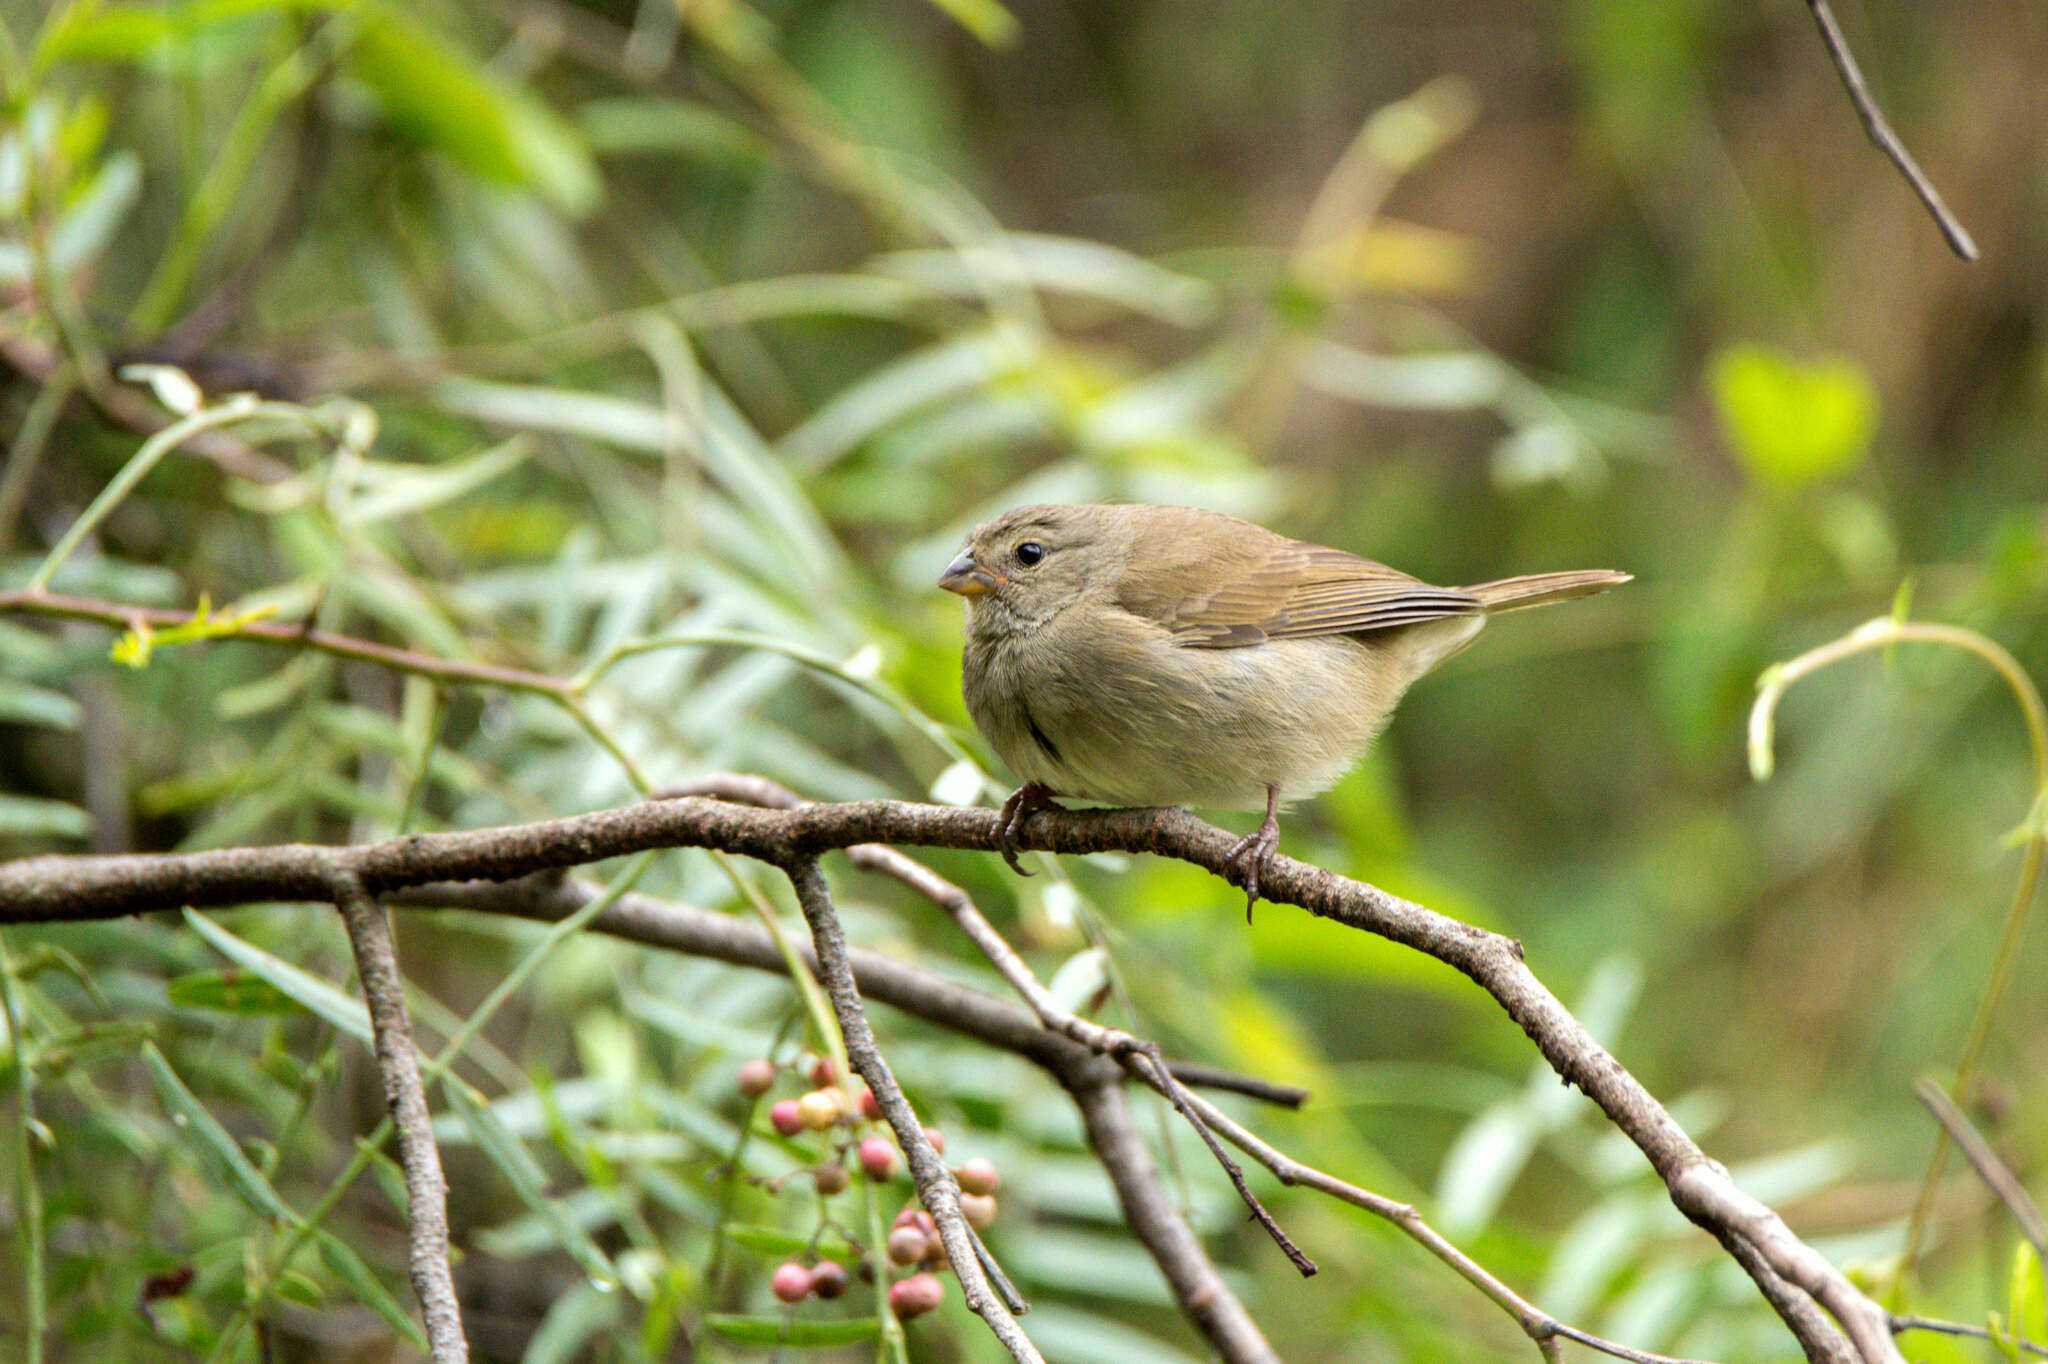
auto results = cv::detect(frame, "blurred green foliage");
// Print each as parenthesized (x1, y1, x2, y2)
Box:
(0, 1, 2045, 1361)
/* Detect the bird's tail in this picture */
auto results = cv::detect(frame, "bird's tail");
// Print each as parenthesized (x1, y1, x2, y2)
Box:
(1462, 569, 1631, 613)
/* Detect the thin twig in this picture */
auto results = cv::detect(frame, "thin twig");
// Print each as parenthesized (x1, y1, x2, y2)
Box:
(1804, 0, 1978, 260)
(1912, 1077, 2048, 1252)
(1067, 1064, 1281, 1363)
(0, 589, 573, 697)
(330, 874, 466, 1363)
(1891, 1313, 2048, 1359)
(779, 860, 1043, 1364)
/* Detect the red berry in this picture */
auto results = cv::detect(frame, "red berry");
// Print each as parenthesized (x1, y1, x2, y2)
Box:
(954, 1157, 999, 1196)
(809, 1056, 837, 1088)
(768, 1099, 804, 1137)
(858, 1137, 899, 1182)
(858, 1085, 882, 1121)
(810, 1260, 848, 1300)
(888, 1271, 944, 1320)
(813, 1161, 850, 1196)
(736, 1058, 776, 1098)
(885, 1225, 928, 1267)
(770, 1261, 812, 1303)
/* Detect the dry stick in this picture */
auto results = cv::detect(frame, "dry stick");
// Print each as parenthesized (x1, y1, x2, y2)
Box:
(1164, 1085, 1716, 1364)
(1065, 1062, 1280, 1364)
(330, 874, 466, 1364)
(666, 776, 1315, 1274)
(778, 860, 1043, 1364)
(0, 800, 1900, 1363)
(1912, 1077, 2048, 1253)
(1804, 0, 1978, 261)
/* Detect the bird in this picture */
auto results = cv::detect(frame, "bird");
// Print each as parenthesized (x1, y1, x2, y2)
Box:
(938, 502, 1628, 914)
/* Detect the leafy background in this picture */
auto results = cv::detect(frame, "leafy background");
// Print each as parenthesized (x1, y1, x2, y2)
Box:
(1, 1, 2045, 1360)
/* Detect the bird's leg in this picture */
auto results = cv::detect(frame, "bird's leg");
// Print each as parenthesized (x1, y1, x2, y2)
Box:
(1223, 786, 1281, 922)
(995, 781, 1065, 875)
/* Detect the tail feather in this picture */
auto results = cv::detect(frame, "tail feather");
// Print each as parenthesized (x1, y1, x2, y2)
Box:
(1462, 569, 1631, 613)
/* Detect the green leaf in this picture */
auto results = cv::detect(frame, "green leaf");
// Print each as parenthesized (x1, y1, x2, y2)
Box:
(704, 1314, 882, 1347)
(183, 910, 373, 1042)
(348, 9, 599, 214)
(440, 1079, 619, 1287)
(2011, 1240, 2046, 1346)
(1709, 343, 1877, 489)
(140, 1043, 298, 1223)
(343, 438, 531, 524)
(576, 97, 770, 165)
(0, 795, 91, 839)
(312, 1226, 430, 1349)
(918, 0, 1019, 45)
(724, 1224, 860, 1266)
(166, 968, 302, 1017)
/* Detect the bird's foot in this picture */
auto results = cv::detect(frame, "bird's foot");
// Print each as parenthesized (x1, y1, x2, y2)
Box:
(995, 782, 1065, 875)
(1224, 789, 1282, 922)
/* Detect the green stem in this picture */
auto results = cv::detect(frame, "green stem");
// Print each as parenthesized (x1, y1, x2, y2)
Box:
(28, 394, 293, 592)
(1750, 615, 2047, 1290)
(0, 936, 45, 1364)
(127, 24, 327, 334)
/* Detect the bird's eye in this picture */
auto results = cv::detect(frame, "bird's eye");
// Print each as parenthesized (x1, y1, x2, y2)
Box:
(1014, 541, 1046, 567)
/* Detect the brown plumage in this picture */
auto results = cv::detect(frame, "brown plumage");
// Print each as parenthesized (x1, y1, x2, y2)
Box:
(939, 503, 1628, 910)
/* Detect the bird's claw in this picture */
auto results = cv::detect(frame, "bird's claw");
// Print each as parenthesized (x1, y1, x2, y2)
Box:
(1225, 791, 1282, 923)
(995, 782, 1064, 876)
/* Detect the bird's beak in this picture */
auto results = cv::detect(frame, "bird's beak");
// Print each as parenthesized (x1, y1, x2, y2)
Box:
(939, 550, 1003, 597)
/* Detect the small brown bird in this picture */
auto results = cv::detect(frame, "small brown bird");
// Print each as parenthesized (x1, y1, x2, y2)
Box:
(939, 503, 1628, 912)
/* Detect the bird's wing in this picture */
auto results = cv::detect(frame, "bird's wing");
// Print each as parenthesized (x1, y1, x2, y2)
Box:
(1116, 535, 1481, 649)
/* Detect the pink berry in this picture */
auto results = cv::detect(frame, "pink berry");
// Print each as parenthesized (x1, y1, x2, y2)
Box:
(959, 1193, 996, 1229)
(857, 1086, 882, 1121)
(885, 1225, 928, 1267)
(888, 1271, 944, 1320)
(768, 1099, 804, 1137)
(954, 1157, 999, 1196)
(770, 1261, 812, 1303)
(810, 1260, 848, 1300)
(797, 1089, 844, 1130)
(809, 1056, 837, 1088)
(858, 1137, 899, 1181)
(736, 1058, 776, 1098)
(921, 1126, 946, 1156)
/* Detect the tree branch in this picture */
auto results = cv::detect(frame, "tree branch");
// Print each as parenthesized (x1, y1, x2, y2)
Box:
(330, 874, 466, 1363)
(0, 796, 1904, 1361)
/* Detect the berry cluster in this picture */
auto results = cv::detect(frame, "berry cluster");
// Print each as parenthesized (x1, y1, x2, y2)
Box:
(739, 1053, 1005, 1323)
